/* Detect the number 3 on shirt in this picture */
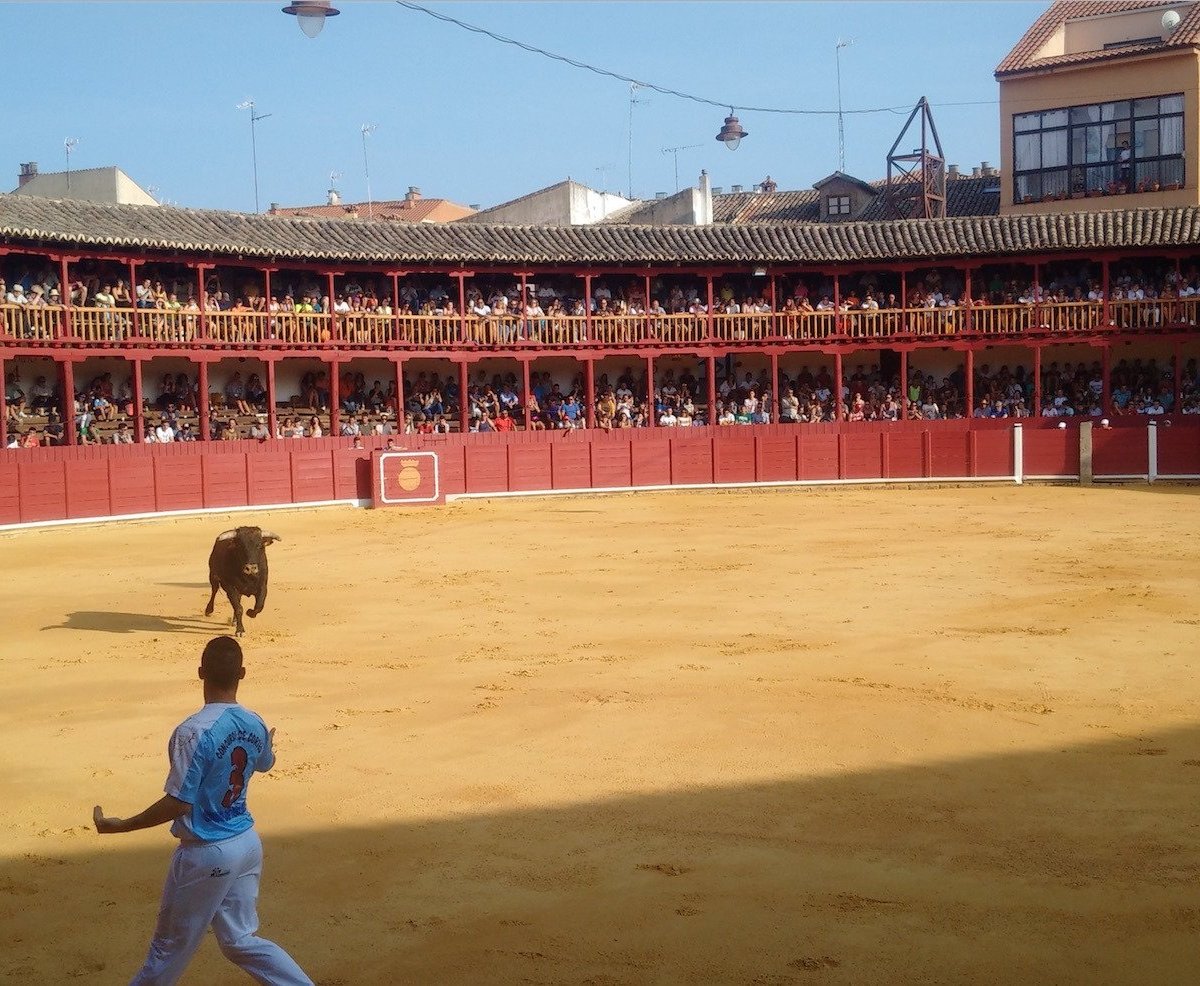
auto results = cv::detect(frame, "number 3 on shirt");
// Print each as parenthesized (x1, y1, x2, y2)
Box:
(222, 746, 248, 808)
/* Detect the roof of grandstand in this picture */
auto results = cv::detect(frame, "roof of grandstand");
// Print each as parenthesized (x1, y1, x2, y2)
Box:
(2, 192, 1200, 266)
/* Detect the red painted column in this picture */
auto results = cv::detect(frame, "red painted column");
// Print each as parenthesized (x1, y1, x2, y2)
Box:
(394, 358, 405, 430)
(834, 350, 844, 422)
(707, 354, 717, 425)
(832, 274, 841, 339)
(196, 265, 210, 342)
(644, 273, 652, 341)
(459, 360, 469, 432)
(963, 267, 973, 335)
(585, 357, 596, 428)
(456, 272, 468, 345)
(965, 348, 974, 419)
(1101, 259, 1110, 328)
(900, 273, 908, 335)
(128, 260, 140, 339)
(391, 272, 401, 345)
(0, 355, 7, 448)
(522, 358, 532, 430)
(1033, 346, 1042, 418)
(900, 349, 909, 420)
(329, 359, 341, 436)
(519, 273, 528, 343)
(1102, 345, 1112, 418)
(59, 256, 72, 339)
(769, 352, 779, 423)
(1032, 263, 1042, 330)
(645, 354, 655, 428)
(769, 273, 778, 339)
(583, 274, 593, 343)
(266, 358, 278, 438)
(1174, 339, 1183, 415)
(263, 268, 272, 342)
(705, 275, 715, 341)
(62, 358, 77, 446)
(198, 359, 211, 440)
(132, 358, 145, 443)
(326, 273, 337, 343)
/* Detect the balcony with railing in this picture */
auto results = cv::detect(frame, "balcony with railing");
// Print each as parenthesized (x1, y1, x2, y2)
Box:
(2, 298, 1197, 352)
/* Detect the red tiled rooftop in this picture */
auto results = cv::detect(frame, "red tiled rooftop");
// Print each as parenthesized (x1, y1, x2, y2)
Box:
(996, 0, 1200, 76)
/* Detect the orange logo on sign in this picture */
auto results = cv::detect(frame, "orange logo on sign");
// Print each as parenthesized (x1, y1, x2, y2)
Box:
(397, 459, 422, 492)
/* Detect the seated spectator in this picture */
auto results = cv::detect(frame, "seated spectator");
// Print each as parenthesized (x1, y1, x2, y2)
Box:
(111, 420, 134, 444)
(20, 427, 41, 448)
(249, 417, 270, 442)
(494, 409, 516, 432)
(225, 372, 251, 415)
(245, 374, 267, 411)
(177, 422, 197, 442)
(308, 415, 323, 438)
(154, 417, 175, 443)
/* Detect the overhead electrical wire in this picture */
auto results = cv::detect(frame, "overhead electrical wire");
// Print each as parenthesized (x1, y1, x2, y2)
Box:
(396, 1, 999, 117)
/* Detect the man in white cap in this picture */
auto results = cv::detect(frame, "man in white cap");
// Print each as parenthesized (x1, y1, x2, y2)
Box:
(6, 283, 26, 305)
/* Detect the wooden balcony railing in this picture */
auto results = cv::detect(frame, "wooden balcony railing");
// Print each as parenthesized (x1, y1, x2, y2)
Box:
(2, 299, 1197, 352)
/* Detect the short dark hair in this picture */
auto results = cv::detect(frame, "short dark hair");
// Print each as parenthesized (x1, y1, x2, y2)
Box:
(200, 636, 244, 689)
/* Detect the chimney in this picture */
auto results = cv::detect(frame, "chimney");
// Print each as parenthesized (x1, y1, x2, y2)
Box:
(655, 192, 667, 199)
(971, 166, 981, 178)
(980, 161, 992, 177)
(948, 164, 960, 180)
(713, 187, 723, 195)
(697, 169, 713, 226)
(18, 161, 38, 188)
(406, 186, 421, 201)
(731, 184, 744, 193)
(327, 188, 341, 206)
(468, 204, 480, 211)
(343, 204, 359, 219)
(761, 175, 777, 193)
(268, 202, 280, 213)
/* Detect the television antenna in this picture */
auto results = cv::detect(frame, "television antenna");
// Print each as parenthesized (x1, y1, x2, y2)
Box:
(661, 143, 703, 192)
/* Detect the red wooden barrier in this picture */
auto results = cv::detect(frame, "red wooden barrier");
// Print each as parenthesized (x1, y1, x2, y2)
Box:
(1157, 425, 1200, 476)
(7, 422, 1200, 529)
(1093, 428, 1149, 477)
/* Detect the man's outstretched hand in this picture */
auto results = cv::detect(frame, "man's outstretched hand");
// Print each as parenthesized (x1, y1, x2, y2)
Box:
(93, 805, 122, 834)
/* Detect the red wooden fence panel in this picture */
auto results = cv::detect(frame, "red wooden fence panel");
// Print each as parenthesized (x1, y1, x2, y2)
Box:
(155, 455, 205, 512)
(290, 451, 336, 503)
(109, 457, 155, 516)
(590, 440, 632, 488)
(1093, 428, 1148, 476)
(551, 441, 591, 489)
(973, 429, 1013, 477)
(886, 432, 924, 479)
(630, 437, 671, 486)
(797, 433, 839, 480)
(1023, 427, 1077, 477)
(0, 460, 20, 524)
(755, 435, 797, 482)
(463, 445, 508, 494)
(929, 432, 971, 478)
(671, 436, 714, 485)
(18, 461, 67, 522)
(840, 432, 883, 480)
(713, 435, 755, 484)
(1157, 425, 1200, 476)
(507, 444, 552, 491)
(64, 460, 111, 518)
(247, 452, 294, 505)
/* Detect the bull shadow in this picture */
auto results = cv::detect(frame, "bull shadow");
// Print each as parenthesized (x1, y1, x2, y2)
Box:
(8, 723, 1200, 985)
(44, 611, 219, 634)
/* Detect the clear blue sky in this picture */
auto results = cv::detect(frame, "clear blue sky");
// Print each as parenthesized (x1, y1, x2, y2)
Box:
(7, 1, 1046, 212)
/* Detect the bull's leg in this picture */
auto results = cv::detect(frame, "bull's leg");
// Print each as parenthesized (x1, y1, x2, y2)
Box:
(247, 584, 267, 619)
(225, 588, 246, 637)
(204, 571, 220, 617)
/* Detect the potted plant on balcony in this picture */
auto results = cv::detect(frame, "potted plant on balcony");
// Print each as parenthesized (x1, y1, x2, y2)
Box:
(1166, 181, 1181, 191)
(1136, 178, 1148, 193)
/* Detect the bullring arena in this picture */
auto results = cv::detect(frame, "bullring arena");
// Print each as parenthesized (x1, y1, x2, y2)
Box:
(3, 480, 1199, 984)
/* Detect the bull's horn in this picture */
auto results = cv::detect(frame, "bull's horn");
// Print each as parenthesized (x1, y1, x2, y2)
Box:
(260, 530, 283, 543)
(215, 529, 239, 542)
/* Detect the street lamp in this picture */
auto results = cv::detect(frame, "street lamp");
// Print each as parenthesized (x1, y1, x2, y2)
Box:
(236, 99, 272, 214)
(282, 0, 339, 38)
(361, 124, 378, 218)
(715, 110, 748, 151)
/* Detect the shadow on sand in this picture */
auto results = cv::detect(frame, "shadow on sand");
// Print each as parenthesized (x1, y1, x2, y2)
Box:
(6, 723, 1199, 984)
(43, 611, 217, 634)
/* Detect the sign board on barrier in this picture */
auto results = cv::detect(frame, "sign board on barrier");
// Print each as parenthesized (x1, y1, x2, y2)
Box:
(373, 451, 443, 507)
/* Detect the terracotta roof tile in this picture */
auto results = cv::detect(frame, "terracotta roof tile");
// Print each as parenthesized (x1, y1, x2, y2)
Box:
(270, 198, 474, 223)
(0, 192, 1196, 268)
(996, 0, 1200, 76)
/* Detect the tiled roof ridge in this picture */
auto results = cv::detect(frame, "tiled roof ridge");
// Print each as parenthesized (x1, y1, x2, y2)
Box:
(996, 0, 1200, 76)
(2, 193, 1198, 265)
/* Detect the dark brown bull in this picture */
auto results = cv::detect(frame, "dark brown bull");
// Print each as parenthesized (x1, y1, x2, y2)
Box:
(204, 526, 281, 637)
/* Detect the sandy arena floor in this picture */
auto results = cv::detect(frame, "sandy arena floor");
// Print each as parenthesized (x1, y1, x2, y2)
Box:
(2, 484, 1199, 985)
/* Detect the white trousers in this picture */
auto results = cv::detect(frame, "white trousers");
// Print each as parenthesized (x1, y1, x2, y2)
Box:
(130, 827, 312, 986)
